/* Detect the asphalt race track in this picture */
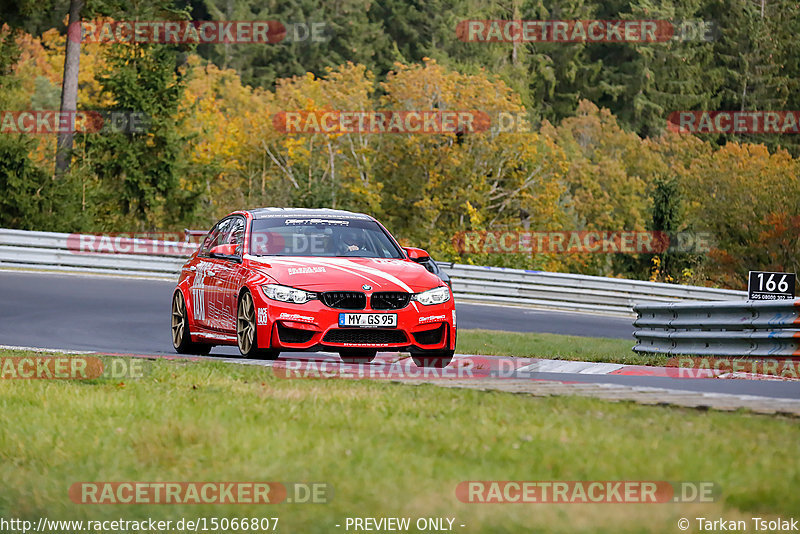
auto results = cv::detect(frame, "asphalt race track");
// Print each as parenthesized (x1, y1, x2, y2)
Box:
(1, 270, 798, 401)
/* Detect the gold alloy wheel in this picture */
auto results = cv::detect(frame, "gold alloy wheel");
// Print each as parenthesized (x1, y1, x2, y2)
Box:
(237, 291, 256, 354)
(171, 291, 186, 349)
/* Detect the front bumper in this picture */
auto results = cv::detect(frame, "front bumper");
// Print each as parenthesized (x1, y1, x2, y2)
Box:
(252, 286, 456, 352)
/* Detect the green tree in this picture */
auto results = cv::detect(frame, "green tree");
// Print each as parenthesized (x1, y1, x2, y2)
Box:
(0, 135, 88, 230)
(79, 1, 199, 229)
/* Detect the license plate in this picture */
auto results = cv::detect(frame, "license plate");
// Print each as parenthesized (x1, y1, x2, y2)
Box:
(338, 313, 397, 327)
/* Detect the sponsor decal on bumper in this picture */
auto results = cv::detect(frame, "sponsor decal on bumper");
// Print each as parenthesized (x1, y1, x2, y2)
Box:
(277, 312, 315, 323)
(419, 314, 447, 323)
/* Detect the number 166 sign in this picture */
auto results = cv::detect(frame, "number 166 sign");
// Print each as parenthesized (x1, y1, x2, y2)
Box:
(748, 271, 796, 300)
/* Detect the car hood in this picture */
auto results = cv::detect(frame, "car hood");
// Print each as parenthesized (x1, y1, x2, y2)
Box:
(245, 256, 443, 293)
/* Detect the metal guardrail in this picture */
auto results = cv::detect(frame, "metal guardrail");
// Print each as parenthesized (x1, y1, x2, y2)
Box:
(633, 299, 800, 356)
(0, 229, 186, 278)
(0, 228, 747, 316)
(441, 264, 745, 315)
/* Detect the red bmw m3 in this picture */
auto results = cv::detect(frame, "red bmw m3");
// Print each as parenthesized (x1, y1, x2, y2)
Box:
(171, 208, 456, 367)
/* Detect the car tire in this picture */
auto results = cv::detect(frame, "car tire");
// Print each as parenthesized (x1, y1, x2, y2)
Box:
(171, 291, 213, 355)
(411, 349, 454, 368)
(339, 349, 378, 364)
(237, 290, 279, 360)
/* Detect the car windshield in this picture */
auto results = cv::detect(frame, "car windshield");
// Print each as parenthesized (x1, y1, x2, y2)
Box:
(249, 216, 404, 259)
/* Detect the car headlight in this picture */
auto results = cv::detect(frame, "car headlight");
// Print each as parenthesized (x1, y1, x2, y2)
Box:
(262, 284, 317, 304)
(412, 286, 451, 305)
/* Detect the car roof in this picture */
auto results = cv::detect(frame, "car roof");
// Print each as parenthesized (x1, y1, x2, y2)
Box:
(246, 207, 373, 220)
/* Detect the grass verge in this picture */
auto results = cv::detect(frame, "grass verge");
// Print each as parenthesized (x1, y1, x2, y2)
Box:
(0, 349, 798, 533)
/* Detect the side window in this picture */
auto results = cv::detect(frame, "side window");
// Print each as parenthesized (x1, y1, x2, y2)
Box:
(199, 218, 231, 256)
(198, 228, 218, 257)
(224, 217, 246, 257)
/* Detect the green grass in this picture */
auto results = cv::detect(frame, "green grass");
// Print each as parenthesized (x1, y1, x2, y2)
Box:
(457, 329, 666, 366)
(1, 350, 798, 533)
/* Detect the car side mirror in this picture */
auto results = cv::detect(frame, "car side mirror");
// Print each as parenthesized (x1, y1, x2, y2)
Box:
(404, 247, 430, 262)
(209, 244, 241, 262)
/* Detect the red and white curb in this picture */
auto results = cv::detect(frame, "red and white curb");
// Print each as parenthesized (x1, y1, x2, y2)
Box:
(515, 357, 800, 381)
(515, 360, 625, 375)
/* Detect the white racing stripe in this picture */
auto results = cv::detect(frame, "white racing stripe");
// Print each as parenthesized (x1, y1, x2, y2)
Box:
(247, 256, 414, 292)
(302, 258, 386, 288)
(309, 258, 415, 292)
(248, 256, 382, 286)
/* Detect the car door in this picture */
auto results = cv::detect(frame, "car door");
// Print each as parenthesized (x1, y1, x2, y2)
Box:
(191, 219, 229, 331)
(212, 216, 248, 334)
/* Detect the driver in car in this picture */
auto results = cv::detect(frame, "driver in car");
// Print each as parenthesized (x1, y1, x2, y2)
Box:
(341, 227, 368, 253)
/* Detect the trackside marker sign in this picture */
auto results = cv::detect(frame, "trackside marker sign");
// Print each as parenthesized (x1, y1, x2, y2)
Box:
(748, 271, 796, 300)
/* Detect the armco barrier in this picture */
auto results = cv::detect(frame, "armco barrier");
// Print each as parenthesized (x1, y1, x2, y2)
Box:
(441, 264, 744, 315)
(633, 299, 800, 356)
(0, 228, 746, 316)
(0, 229, 185, 278)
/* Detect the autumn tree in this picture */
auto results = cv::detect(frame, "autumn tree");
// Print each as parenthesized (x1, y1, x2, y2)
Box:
(377, 59, 568, 265)
(678, 142, 800, 288)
